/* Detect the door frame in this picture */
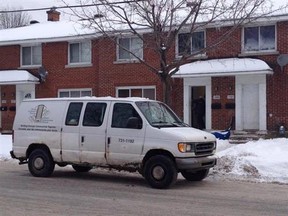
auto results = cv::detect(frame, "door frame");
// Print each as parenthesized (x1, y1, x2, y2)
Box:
(183, 77, 212, 129)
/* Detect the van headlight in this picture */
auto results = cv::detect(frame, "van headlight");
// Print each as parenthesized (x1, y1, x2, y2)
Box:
(178, 142, 195, 153)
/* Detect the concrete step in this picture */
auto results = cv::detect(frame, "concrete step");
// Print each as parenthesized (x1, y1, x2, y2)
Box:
(228, 130, 266, 144)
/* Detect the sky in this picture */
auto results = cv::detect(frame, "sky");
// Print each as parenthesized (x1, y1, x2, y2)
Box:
(1, 134, 288, 184)
(0, 0, 287, 23)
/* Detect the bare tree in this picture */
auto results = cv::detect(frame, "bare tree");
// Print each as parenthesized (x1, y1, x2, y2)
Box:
(0, 7, 31, 29)
(64, 0, 286, 105)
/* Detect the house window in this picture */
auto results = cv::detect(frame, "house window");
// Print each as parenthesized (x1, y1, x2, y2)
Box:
(69, 41, 91, 64)
(177, 31, 205, 56)
(118, 37, 143, 61)
(243, 25, 276, 52)
(58, 89, 92, 98)
(116, 86, 155, 100)
(21, 45, 42, 66)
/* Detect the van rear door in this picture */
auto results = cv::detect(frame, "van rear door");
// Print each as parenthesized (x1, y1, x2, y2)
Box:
(61, 102, 83, 163)
(79, 101, 109, 164)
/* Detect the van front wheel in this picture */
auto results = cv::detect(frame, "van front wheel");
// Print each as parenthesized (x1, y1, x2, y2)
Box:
(181, 169, 209, 181)
(144, 155, 177, 189)
(28, 149, 55, 177)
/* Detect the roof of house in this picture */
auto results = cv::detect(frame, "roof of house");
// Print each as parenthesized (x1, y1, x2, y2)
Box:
(0, 70, 39, 84)
(0, 21, 97, 46)
(0, 13, 288, 46)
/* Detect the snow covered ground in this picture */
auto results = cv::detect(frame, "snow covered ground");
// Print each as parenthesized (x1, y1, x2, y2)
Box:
(1, 134, 288, 184)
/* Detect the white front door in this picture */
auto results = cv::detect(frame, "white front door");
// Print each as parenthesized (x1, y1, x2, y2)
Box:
(236, 74, 267, 131)
(242, 84, 259, 130)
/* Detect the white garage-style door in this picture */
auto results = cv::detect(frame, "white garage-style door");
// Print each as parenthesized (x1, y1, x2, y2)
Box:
(242, 84, 260, 130)
(236, 74, 267, 131)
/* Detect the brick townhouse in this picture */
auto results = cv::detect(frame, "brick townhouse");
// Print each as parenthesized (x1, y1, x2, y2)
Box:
(0, 9, 288, 135)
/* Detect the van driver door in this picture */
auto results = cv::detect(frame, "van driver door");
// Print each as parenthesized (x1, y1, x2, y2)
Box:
(106, 102, 145, 166)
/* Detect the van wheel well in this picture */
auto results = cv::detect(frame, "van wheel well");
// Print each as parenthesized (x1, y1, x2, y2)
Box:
(142, 149, 175, 170)
(27, 144, 51, 158)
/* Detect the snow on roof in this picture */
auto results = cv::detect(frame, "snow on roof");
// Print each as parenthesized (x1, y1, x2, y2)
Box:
(0, 21, 97, 46)
(172, 58, 273, 78)
(0, 70, 39, 84)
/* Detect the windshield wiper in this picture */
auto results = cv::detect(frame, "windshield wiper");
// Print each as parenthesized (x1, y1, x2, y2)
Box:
(171, 121, 190, 127)
(151, 121, 177, 128)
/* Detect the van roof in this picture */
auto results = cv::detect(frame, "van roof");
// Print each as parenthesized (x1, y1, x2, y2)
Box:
(22, 96, 156, 103)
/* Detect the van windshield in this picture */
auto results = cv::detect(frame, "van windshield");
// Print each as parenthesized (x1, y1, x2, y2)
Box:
(136, 101, 187, 128)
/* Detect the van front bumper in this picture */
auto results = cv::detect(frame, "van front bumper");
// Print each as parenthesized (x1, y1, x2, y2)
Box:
(175, 156, 217, 171)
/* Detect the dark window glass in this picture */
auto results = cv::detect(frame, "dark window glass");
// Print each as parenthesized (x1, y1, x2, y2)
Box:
(192, 31, 205, 52)
(118, 89, 130, 97)
(65, 102, 83, 126)
(83, 103, 107, 127)
(244, 27, 259, 51)
(260, 25, 275, 50)
(178, 33, 191, 55)
(70, 43, 80, 63)
(22, 47, 32, 65)
(111, 103, 142, 129)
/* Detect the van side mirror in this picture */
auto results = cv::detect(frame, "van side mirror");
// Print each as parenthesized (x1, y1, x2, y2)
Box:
(126, 117, 142, 129)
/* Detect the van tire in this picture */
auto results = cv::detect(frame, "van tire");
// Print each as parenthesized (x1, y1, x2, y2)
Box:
(72, 165, 92, 173)
(28, 149, 55, 177)
(144, 155, 177, 189)
(181, 169, 209, 181)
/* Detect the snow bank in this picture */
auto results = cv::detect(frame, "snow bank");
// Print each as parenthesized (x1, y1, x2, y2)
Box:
(213, 138, 288, 183)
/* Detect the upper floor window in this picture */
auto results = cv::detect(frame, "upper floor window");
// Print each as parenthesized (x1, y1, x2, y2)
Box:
(116, 86, 155, 100)
(21, 45, 42, 66)
(117, 37, 143, 61)
(177, 31, 205, 56)
(69, 41, 91, 64)
(243, 25, 276, 52)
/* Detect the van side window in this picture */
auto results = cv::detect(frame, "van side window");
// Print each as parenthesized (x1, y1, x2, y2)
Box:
(112, 103, 142, 129)
(65, 102, 83, 126)
(83, 103, 107, 127)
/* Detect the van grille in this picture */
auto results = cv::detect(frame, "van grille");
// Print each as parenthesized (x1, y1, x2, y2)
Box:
(195, 142, 215, 155)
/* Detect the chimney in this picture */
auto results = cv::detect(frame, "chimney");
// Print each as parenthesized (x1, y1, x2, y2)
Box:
(46, 7, 60, 21)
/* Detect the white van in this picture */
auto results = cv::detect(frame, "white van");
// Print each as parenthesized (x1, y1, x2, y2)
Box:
(11, 97, 216, 189)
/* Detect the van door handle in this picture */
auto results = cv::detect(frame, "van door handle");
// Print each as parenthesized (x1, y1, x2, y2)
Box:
(107, 137, 111, 145)
(81, 136, 84, 143)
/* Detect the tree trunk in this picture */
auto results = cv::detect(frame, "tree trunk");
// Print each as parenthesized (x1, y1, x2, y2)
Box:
(162, 75, 172, 106)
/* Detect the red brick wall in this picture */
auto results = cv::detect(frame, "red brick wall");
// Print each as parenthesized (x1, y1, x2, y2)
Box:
(0, 45, 20, 68)
(211, 77, 235, 130)
(207, 26, 241, 58)
(96, 37, 163, 99)
(37, 41, 99, 98)
(0, 85, 16, 131)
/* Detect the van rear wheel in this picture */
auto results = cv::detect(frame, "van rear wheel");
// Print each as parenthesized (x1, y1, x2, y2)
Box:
(144, 155, 177, 189)
(28, 149, 55, 177)
(181, 169, 209, 181)
(72, 165, 92, 173)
